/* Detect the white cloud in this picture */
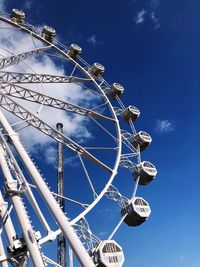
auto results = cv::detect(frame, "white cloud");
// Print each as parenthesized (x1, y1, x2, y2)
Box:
(155, 119, 175, 134)
(87, 35, 102, 47)
(134, 0, 161, 29)
(0, 20, 99, 162)
(151, 11, 160, 29)
(135, 9, 146, 25)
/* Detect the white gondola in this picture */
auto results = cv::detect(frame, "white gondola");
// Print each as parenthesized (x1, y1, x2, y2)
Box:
(121, 197, 151, 226)
(131, 131, 152, 151)
(108, 83, 124, 99)
(10, 9, 25, 24)
(89, 62, 105, 77)
(122, 105, 140, 122)
(67, 43, 82, 59)
(41, 26, 56, 42)
(133, 161, 157, 185)
(93, 240, 125, 267)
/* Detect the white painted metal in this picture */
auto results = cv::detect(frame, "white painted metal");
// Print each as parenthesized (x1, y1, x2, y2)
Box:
(0, 110, 95, 267)
(0, 10, 157, 267)
(0, 232, 8, 267)
(0, 132, 51, 234)
(0, 144, 46, 267)
(0, 45, 51, 70)
(69, 247, 74, 267)
(0, 191, 17, 249)
(0, 13, 123, 228)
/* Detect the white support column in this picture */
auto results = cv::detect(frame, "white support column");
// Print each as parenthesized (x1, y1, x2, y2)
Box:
(0, 132, 51, 234)
(69, 246, 74, 267)
(0, 111, 95, 267)
(0, 235, 8, 267)
(0, 191, 18, 249)
(0, 144, 46, 267)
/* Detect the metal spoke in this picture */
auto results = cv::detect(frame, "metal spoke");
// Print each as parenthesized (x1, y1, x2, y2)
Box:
(42, 256, 62, 267)
(51, 191, 89, 209)
(0, 82, 115, 122)
(76, 82, 103, 97)
(90, 101, 109, 111)
(78, 153, 97, 199)
(0, 46, 52, 70)
(0, 71, 92, 83)
(0, 93, 113, 173)
(120, 152, 137, 158)
(83, 146, 118, 150)
(90, 116, 118, 140)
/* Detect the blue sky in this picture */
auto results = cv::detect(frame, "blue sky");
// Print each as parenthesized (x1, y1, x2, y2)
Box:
(0, 0, 200, 266)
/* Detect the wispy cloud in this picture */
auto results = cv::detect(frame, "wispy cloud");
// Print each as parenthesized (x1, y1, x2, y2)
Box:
(133, 0, 160, 29)
(0, 20, 97, 164)
(87, 35, 102, 47)
(151, 11, 160, 29)
(155, 119, 175, 134)
(135, 9, 146, 25)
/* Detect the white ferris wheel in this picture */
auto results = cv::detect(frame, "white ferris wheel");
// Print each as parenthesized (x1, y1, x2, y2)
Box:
(0, 8, 157, 267)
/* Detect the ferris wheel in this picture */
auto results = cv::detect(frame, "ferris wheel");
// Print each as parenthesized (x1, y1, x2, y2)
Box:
(0, 8, 157, 267)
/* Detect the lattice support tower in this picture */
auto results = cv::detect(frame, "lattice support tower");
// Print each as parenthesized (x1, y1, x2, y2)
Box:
(56, 123, 67, 267)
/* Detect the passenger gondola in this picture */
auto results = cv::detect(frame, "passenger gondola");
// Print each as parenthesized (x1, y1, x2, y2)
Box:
(93, 240, 125, 267)
(67, 43, 82, 59)
(89, 62, 105, 77)
(108, 83, 124, 99)
(121, 197, 151, 226)
(10, 9, 25, 24)
(133, 161, 157, 185)
(42, 26, 56, 42)
(122, 105, 140, 122)
(131, 131, 152, 151)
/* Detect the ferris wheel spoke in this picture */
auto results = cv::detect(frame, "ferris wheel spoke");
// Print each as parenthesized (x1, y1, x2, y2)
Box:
(50, 191, 89, 209)
(83, 146, 118, 150)
(0, 71, 93, 83)
(89, 116, 118, 141)
(0, 45, 52, 70)
(120, 152, 138, 159)
(77, 153, 98, 199)
(42, 255, 62, 267)
(0, 93, 113, 173)
(76, 82, 104, 97)
(0, 83, 115, 122)
(90, 101, 109, 111)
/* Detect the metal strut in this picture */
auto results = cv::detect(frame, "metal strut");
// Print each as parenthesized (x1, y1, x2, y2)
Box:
(0, 110, 95, 267)
(0, 46, 51, 70)
(0, 93, 113, 174)
(57, 123, 66, 267)
(0, 145, 46, 267)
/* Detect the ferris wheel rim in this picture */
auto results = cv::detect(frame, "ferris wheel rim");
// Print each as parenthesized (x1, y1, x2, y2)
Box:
(0, 12, 123, 225)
